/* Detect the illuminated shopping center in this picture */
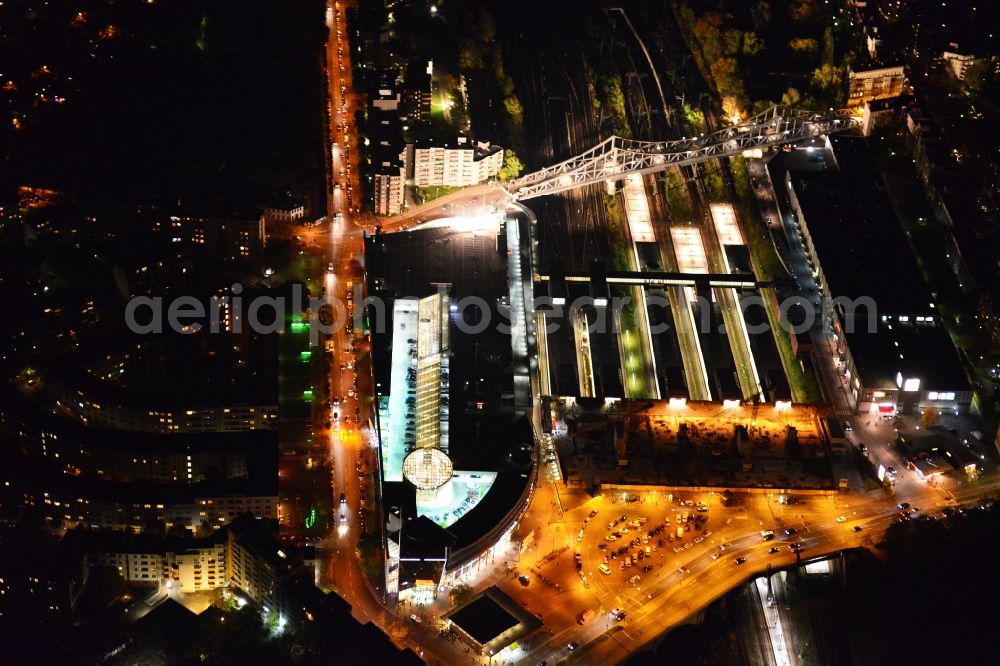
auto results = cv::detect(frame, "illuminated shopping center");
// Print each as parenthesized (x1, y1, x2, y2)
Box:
(366, 217, 537, 604)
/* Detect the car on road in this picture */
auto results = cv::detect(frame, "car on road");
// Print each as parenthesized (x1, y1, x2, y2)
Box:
(628, 575, 641, 585)
(577, 609, 595, 624)
(567, 642, 579, 651)
(696, 506, 709, 512)
(588, 510, 598, 519)
(852, 525, 863, 533)
(767, 547, 780, 554)
(788, 543, 802, 551)
(835, 515, 847, 523)
(898, 502, 910, 510)
(678, 565, 690, 574)
(339, 493, 346, 504)
(605, 534, 618, 542)
(735, 556, 747, 565)
(843, 421, 853, 432)
(711, 552, 721, 561)
(599, 564, 611, 575)
(339, 511, 346, 523)
(518, 575, 530, 586)
(611, 607, 625, 621)
(410, 614, 421, 623)
(784, 528, 798, 536)
(760, 530, 775, 541)
(643, 564, 653, 573)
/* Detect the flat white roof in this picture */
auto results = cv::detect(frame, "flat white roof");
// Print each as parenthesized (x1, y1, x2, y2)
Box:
(670, 226, 710, 273)
(710, 203, 744, 246)
(623, 174, 656, 243)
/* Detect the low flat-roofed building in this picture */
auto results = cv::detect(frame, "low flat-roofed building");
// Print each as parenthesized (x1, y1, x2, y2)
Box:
(444, 586, 542, 657)
(785, 136, 971, 416)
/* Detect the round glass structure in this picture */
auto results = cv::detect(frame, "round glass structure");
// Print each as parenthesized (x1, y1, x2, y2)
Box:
(403, 448, 454, 491)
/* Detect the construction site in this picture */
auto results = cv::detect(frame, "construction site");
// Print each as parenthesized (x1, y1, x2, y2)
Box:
(548, 398, 835, 491)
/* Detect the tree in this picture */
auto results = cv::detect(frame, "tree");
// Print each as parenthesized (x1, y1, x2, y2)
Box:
(503, 95, 524, 127)
(962, 60, 994, 96)
(722, 29, 743, 56)
(683, 103, 706, 133)
(710, 57, 745, 99)
(789, 37, 819, 55)
(921, 406, 941, 429)
(722, 95, 744, 123)
(822, 26, 836, 65)
(693, 13, 725, 63)
(449, 583, 473, 606)
(811, 63, 845, 96)
(457, 39, 482, 70)
(476, 6, 495, 44)
(789, 0, 818, 23)
(498, 149, 524, 181)
(741, 31, 765, 57)
(751, 1, 772, 30)
(782, 86, 803, 107)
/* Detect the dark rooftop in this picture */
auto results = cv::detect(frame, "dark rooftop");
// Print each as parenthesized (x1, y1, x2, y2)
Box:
(447, 592, 519, 645)
(789, 136, 934, 316)
(845, 315, 969, 391)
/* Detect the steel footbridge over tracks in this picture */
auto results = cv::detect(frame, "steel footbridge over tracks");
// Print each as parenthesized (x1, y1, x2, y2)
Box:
(506, 105, 859, 200)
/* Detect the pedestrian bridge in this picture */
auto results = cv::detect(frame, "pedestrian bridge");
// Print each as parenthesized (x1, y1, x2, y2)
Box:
(506, 105, 858, 200)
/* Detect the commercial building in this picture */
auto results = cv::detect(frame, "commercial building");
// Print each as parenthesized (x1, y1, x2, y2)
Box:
(785, 136, 972, 416)
(406, 136, 503, 188)
(444, 586, 542, 658)
(366, 216, 536, 604)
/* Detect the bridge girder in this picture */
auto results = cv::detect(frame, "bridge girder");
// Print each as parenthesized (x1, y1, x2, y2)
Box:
(507, 105, 859, 200)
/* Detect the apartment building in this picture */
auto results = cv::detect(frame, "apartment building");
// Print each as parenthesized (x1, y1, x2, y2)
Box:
(406, 136, 503, 188)
(847, 65, 907, 107)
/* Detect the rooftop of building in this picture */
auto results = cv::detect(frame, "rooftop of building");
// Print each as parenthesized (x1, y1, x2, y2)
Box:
(3, 449, 278, 502)
(846, 314, 970, 391)
(445, 586, 542, 653)
(265, 189, 305, 211)
(382, 414, 533, 558)
(59, 525, 228, 558)
(788, 135, 934, 316)
(3, 382, 279, 455)
(33, 323, 280, 409)
(412, 134, 502, 158)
